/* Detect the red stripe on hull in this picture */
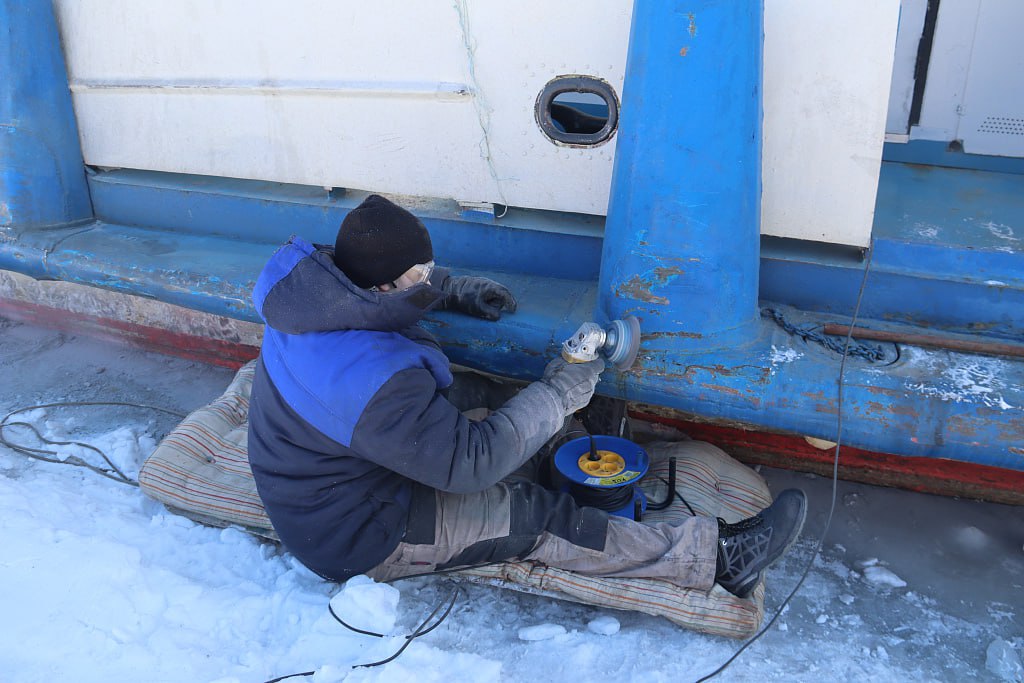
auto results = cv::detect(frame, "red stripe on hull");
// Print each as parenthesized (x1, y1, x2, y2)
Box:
(635, 412, 1024, 505)
(0, 298, 259, 369)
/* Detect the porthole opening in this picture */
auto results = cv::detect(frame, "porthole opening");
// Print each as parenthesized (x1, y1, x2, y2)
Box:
(551, 92, 609, 134)
(536, 76, 619, 147)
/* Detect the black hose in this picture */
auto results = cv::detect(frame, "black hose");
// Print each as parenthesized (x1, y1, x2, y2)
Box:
(645, 457, 677, 511)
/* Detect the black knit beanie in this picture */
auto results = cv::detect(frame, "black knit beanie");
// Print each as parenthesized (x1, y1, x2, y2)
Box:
(333, 194, 434, 289)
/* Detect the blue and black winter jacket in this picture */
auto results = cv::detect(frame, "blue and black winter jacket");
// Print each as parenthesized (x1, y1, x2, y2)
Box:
(247, 237, 563, 581)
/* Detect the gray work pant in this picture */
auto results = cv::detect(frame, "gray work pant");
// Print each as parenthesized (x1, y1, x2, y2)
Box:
(367, 479, 718, 589)
(367, 370, 718, 589)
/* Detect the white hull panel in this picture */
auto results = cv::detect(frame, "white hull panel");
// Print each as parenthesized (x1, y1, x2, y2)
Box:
(55, 0, 898, 246)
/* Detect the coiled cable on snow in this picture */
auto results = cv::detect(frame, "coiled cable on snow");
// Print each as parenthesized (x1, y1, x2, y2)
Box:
(0, 401, 187, 486)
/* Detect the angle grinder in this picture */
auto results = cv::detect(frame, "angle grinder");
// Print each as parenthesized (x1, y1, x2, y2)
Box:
(560, 316, 641, 370)
(553, 316, 654, 519)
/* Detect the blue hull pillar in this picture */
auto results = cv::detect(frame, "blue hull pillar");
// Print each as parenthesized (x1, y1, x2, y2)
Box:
(600, 0, 763, 352)
(593, 0, 1024, 486)
(0, 0, 93, 232)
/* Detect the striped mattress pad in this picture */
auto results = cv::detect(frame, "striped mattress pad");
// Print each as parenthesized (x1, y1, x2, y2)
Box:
(139, 360, 771, 638)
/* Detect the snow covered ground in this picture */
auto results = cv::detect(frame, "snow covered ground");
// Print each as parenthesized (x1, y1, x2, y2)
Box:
(0, 318, 1021, 682)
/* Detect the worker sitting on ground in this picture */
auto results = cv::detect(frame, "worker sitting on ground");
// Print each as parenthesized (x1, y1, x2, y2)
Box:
(247, 193, 807, 598)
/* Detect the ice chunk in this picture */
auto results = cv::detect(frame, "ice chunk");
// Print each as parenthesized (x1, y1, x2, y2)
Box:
(328, 575, 400, 635)
(838, 594, 855, 605)
(815, 614, 828, 625)
(518, 623, 567, 641)
(587, 616, 620, 636)
(986, 639, 1024, 682)
(863, 565, 907, 588)
(953, 526, 990, 553)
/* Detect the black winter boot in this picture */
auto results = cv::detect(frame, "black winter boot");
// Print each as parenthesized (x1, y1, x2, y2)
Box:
(715, 488, 808, 598)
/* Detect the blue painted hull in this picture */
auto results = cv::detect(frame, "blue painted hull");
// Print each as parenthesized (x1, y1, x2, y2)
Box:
(1, 0, 1022, 478)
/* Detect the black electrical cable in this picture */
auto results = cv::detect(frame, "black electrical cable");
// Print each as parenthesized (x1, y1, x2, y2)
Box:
(327, 602, 388, 638)
(0, 401, 187, 486)
(565, 481, 637, 512)
(1, 419, 137, 485)
(263, 672, 314, 683)
(353, 587, 459, 669)
(325, 585, 458, 641)
(646, 458, 677, 511)
(653, 473, 698, 517)
(379, 560, 503, 584)
(263, 584, 460, 682)
(694, 239, 875, 682)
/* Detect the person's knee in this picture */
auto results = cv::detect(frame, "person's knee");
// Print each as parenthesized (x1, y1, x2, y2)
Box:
(506, 481, 609, 552)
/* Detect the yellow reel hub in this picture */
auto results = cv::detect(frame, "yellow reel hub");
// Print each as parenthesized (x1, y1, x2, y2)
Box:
(577, 450, 626, 477)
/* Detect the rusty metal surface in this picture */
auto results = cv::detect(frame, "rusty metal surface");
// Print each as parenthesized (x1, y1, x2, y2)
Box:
(824, 324, 1024, 358)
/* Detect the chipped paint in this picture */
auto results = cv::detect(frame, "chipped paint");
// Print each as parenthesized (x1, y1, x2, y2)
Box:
(865, 386, 907, 398)
(865, 401, 889, 413)
(687, 12, 697, 37)
(650, 265, 685, 283)
(801, 390, 837, 414)
(701, 383, 743, 397)
(680, 363, 771, 386)
(641, 330, 702, 340)
(617, 275, 670, 305)
(887, 403, 920, 417)
(615, 266, 686, 306)
(946, 416, 978, 438)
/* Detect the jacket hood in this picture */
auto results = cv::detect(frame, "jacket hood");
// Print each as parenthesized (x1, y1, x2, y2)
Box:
(253, 236, 444, 334)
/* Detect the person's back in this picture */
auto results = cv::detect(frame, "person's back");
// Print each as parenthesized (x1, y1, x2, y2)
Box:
(248, 235, 455, 579)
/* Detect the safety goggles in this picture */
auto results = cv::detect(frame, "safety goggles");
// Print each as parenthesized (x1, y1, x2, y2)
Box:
(408, 260, 435, 286)
(372, 260, 435, 293)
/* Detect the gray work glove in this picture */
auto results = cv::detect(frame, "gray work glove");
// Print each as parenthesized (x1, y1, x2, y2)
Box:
(441, 275, 517, 321)
(538, 356, 606, 416)
(486, 356, 605, 470)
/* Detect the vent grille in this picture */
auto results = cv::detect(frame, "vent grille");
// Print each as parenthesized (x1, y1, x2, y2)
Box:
(978, 116, 1024, 135)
